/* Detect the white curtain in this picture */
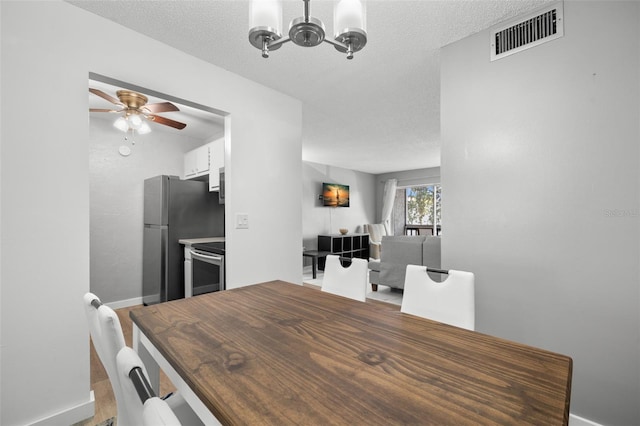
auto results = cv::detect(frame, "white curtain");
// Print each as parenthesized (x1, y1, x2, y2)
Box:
(381, 179, 397, 235)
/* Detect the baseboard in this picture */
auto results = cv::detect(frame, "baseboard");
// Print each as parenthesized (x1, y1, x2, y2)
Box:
(570, 413, 602, 426)
(28, 391, 94, 426)
(106, 296, 144, 310)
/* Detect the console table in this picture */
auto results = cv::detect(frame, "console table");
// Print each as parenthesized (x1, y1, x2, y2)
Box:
(317, 233, 369, 270)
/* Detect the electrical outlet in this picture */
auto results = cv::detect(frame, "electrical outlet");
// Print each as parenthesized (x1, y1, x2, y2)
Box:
(236, 213, 249, 229)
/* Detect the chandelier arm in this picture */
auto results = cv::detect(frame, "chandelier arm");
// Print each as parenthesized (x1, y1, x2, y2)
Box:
(268, 36, 292, 49)
(324, 38, 355, 59)
(323, 37, 348, 50)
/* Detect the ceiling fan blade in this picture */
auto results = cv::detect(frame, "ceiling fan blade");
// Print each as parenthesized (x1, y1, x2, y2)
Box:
(148, 114, 187, 130)
(89, 88, 124, 106)
(147, 114, 187, 130)
(89, 108, 121, 113)
(143, 102, 180, 113)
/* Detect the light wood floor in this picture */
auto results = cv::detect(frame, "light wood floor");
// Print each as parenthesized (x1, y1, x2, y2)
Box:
(77, 305, 175, 426)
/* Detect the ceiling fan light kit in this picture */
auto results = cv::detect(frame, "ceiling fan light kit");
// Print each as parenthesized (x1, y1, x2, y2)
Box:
(113, 114, 151, 134)
(249, 0, 366, 59)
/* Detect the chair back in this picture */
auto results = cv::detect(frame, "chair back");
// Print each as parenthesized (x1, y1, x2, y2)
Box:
(321, 255, 368, 302)
(401, 265, 475, 330)
(116, 346, 182, 426)
(143, 398, 183, 426)
(365, 223, 387, 243)
(83, 293, 130, 425)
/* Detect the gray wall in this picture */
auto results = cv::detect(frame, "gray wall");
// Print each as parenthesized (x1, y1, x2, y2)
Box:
(302, 161, 376, 253)
(89, 117, 211, 304)
(441, 2, 639, 424)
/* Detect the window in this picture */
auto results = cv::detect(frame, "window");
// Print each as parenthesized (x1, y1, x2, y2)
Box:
(405, 185, 441, 235)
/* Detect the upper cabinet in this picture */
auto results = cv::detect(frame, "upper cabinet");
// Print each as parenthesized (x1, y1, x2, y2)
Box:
(184, 144, 210, 179)
(184, 137, 225, 192)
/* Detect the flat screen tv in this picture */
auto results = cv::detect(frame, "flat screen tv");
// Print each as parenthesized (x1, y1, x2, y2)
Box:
(322, 183, 350, 207)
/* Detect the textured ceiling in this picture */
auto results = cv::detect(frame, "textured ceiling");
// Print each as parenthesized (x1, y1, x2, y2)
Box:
(70, 0, 552, 174)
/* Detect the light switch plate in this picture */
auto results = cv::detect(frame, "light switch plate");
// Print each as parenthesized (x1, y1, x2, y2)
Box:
(236, 213, 249, 229)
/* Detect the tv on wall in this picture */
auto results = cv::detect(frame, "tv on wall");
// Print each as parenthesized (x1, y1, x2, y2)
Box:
(322, 182, 350, 207)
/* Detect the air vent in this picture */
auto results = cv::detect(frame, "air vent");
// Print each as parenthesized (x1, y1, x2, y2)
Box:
(490, 2, 564, 61)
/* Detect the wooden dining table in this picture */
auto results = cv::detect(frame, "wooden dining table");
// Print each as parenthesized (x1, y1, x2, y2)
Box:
(130, 280, 572, 425)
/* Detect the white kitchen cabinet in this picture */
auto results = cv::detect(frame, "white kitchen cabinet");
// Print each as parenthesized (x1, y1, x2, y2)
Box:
(183, 144, 210, 179)
(184, 138, 224, 191)
(208, 137, 225, 191)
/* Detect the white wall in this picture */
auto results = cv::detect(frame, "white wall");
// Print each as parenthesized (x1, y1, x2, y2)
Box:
(0, 2, 302, 425)
(302, 161, 376, 251)
(441, 2, 639, 424)
(90, 117, 211, 304)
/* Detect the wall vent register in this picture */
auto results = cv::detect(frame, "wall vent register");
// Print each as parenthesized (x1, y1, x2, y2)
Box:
(490, 1, 564, 61)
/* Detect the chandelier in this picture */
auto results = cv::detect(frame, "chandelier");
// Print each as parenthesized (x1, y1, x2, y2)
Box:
(248, 0, 367, 60)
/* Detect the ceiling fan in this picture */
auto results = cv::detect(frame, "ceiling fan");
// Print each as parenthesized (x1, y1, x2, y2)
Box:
(89, 88, 187, 131)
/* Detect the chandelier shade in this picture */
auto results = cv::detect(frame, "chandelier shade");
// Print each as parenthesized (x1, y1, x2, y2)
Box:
(249, 0, 282, 30)
(248, 0, 367, 59)
(249, 0, 283, 37)
(334, 0, 366, 37)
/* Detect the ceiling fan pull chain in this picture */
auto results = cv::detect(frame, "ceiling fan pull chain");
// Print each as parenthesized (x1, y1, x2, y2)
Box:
(123, 128, 135, 145)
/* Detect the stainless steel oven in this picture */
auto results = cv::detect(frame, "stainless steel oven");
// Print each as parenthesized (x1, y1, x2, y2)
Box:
(189, 242, 225, 296)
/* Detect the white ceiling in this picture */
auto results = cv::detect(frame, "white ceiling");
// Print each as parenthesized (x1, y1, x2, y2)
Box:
(72, 0, 552, 174)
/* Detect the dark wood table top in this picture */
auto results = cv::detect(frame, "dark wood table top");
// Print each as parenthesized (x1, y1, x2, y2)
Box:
(130, 280, 572, 425)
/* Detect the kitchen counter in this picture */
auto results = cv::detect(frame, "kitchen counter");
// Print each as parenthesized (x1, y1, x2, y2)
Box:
(179, 237, 225, 245)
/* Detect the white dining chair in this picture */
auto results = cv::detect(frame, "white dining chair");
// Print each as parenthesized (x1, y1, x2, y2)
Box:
(116, 346, 182, 426)
(401, 265, 475, 330)
(321, 255, 368, 302)
(83, 293, 130, 424)
(83, 293, 203, 426)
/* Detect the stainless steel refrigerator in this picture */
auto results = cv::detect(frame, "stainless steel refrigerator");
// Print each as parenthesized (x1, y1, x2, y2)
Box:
(143, 175, 224, 305)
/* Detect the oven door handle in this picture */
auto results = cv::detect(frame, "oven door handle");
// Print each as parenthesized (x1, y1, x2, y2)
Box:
(190, 250, 223, 263)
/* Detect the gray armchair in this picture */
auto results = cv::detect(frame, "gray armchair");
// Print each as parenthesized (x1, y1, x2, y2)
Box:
(368, 235, 441, 291)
